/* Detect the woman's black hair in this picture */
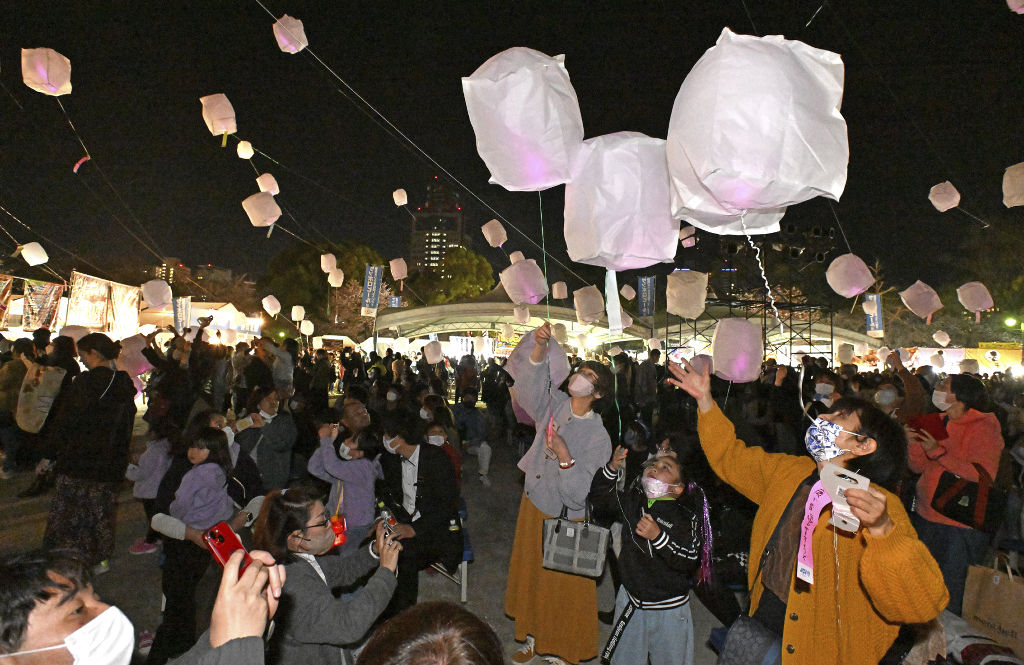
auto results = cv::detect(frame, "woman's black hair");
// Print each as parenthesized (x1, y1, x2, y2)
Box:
(949, 373, 991, 413)
(253, 483, 323, 562)
(77, 333, 121, 361)
(382, 410, 422, 446)
(49, 335, 77, 361)
(829, 396, 908, 492)
(356, 601, 504, 665)
(189, 426, 233, 477)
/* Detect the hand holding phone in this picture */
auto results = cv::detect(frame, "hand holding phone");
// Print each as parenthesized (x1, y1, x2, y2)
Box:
(205, 521, 252, 573)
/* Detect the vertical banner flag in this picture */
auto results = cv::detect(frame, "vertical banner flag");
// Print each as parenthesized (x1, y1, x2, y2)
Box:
(0, 274, 15, 327)
(605, 270, 622, 334)
(361, 264, 384, 318)
(172, 297, 192, 333)
(23, 281, 65, 330)
(389, 296, 402, 308)
(638, 276, 655, 318)
(864, 293, 884, 339)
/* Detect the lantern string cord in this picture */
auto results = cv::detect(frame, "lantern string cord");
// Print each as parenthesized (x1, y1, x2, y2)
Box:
(740, 216, 784, 335)
(738, 0, 760, 35)
(0, 202, 112, 279)
(825, 200, 853, 253)
(538, 192, 551, 320)
(804, 2, 826, 29)
(0, 220, 69, 284)
(0, 220, 19, 246)
(955, 206, 991, 229)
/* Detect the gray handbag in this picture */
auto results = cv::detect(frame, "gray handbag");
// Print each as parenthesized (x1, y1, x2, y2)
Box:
(542, 502, 609, 577)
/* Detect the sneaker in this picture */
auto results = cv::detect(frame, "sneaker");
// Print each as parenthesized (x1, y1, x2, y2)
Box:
(92, 560, 111, 576)
(478, 474, 492, 487)
(130, 538, 159, 555)
(137, 630, 154, 656)
(512, 637, 536, 664)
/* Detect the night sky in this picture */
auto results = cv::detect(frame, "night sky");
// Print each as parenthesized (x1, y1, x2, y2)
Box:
(0, 1, 1021, 294)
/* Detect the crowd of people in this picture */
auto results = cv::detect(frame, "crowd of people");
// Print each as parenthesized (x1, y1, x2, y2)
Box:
(0, 320, 1021, 665)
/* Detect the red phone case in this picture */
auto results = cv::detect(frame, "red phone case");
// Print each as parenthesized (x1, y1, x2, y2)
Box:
(204, 521, 252, 572)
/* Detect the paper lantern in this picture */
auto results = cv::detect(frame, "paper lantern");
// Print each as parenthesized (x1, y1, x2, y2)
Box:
(262, 296, 281, 317)
(826, 254, 874, 298)
(563, 132, 679, 270)
(689, 354, 713, 376)
(513, 306, 530, 324)
(932, 330, 951, 347)
(897, 348, 911, 364)
(574, 286, 605, 324)
(853, 342, 869, 356)
(236, 141, 254, 159)
(836, 343, 855, 364)
(141, 279, 172, 309)
(680, 226, 697, 248)
(930, 353, 944, 369)
(960, 359, 980, 374)
(552, 282, 568, 299)
(424, 340, 443, 364)
(273, 14, 308, 53)
(711, 318, 763, 383)
(928, 181, 960, 212)
(199, 94, 237, 136)
(481, 219, 507, 247)
(320, 253, 337, 273)
(393, 189, 408, 206)
(311, 336, 323, 350)
(242, 192, 281, 227)
(861, 299, 879, 317)
(256, 173, 279, 196)
(957, 281, 993, 321)
(472, 336, 486, 352)
(20, 242, 48, 267)
(619, 308, 633, 329)
(389, 258, 408, 281)
(509, 251, 525, 264)
(899, 281, 942, 321)
(1003, 163, 1024, 208)
(666, 29, 847, 235)
(299, 320, 314, 336)
(666, 270, 708, 319)
(647, 338, 662, 352)
(552, 323, 568, 344)
(291, 306, 305, 321)
(501, 323, 515, 338)
(115, 335, 154, 377)
(59, 325, 89, 342)
(620, 284, 636, 301)
(500, 259, 548, 304)
(877, 347, 891, 364)
(327, 269, 344, 288)
(1009, 0, 1024, 13)
(576, 334, 589, 350)
(462, 47, 584, 191)
(21, 48, 72, 96)
(608, 345, 623, 357)
(393, 337, 410, 353)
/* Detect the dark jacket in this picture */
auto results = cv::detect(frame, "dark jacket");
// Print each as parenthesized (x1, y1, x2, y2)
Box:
(168, 631, 264, 665)
(51, 366, 137, 483)
(236, 414, 297, 491)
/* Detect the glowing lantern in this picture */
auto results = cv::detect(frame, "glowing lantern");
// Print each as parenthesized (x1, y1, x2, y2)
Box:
(389, 258, 408, 281)
(825, 254, 874, 298)
(689, 354, 713, 375)
(563, 132, 679, 270)
(680, 225, 697, 248)
(897, 348, 911, 364)
(648, 338, 662, 352)
(501, 323, 515, 338)
(608, 346, 623, 357)
(500, 259, 548, 304)
(199, 94, 237, 137)
(1003, 163, 1024, 208)
(932, 330, 951, 347)
(393, 189, 407, 206)
(853, 342, 869, 356)
(21, 48, 72, 96)
(273, 15, 308, 53)
(327, 269, 344, 288)
(667, 29, 848, 235)
(59, 325, 89, 342)
(116, 335, 154, 377)
(462, 47, 584, 191)
(552, 323, 568, 344)
(312, 336, 324, 350)
(472, 335, 486, 352)
(862, 299, 879, 317)
(552, 282, 568, 299)
(836, 343, 855, 364)
(299, 320, 314, 336)
(957, 281, 993, 322)
(256, 173, 279, 195)
(960, 359, 980, 374)
(620, 284, 636, 301)
(928, 181, 960, 212)
(20, 242, 48, 267)
(711, 318, 763, 383)
(618, 307, 633, 329)
(320, 253, 337, 273)
(1009, 0, 1024, 13)
(141, 279, 172, 309)
(666, 270, 708, 319)
(877, 347, 891, 364)
(513, 306, 530, 324)
(481, 219, 507, 247)
(262, 296, 281, 317)
(509, 251, 525, 264)
(424, 340, 443, 364)
(393, 337, 410, 353)
(242, 192, 281, 227)
(237, 141, 254, 159)
(291, 306, 305, 321)
(930, 353, 944, 369)
(899, 280, 942, 322)
(574, 286, 605, 324)
(576, 334, 589, 350)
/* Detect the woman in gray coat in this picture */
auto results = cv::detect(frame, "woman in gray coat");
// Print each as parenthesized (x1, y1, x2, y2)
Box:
(236, 388, 297, 490)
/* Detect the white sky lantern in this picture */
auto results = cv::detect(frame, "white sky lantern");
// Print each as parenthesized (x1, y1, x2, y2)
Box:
(899, 280, 943, 322)
(647, 338, 662, 351)
(509, 251, 525, 264)
(462, 47, 584, 191)
(836, 343, 855, 364)
(59, 325, 90, 342)
(501, 323, 515, 338)
(116, 335, 154, 377)
(273, 15, 308, 54)
(552, 282, 568, 299)
(620, 307, 633, 329)
(620, 284, 636, 301)
(500, 259, 548, 304)
(389, 258, 408, 281)
(826, 253, 874, 298)
(960, 359, 980, 374)
(393, 337, 410, 353)
(862, 299, 879, 318)
(262, 295, 281, 317)
(481, 219, 507, 248)
(1003, 162, 1024, 208)
(564, 132, 679, 270)
(513, 306, 530, 324)
(199, 93, 237, 137)
(141, 279, 172, 309)
(928, 181, 961, 212)
(291, 305, 305, 321)
(666, 270, 708, 319)
(877, 347, 891, 364)
(236, 141, 255, 159)
(897, 348, 911, 364)
(320, 253, 337, 273)
(930, 352, 945, 369)
(667, 29, 848, 235)
(711, 318, 764, 383)
(327, 269, 344, 288)
(392, 189, 408, 206)
(957, 281, 993, 322)
(574, 285, 605, 324)
(472, 335, 485, 351)
(242, 192, 281, 227)
(932, 330, 951, 347)
(256, 173, 279, 196)
(21, 48, 72, 96)
(689, 353, 713, 375)
(299, 319, 314, 336)
(552, 323, 568, 344)
(20, 242, 48, 266)
(576, 333, 589, 350)
(608, 345, 623, 356)
(424, 340, 443, 364)
(311, 336, 323, 350)
(853, 341, 869, 356)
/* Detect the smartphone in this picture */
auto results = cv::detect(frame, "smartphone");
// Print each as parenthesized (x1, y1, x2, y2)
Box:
(235, 416, 254, 432)
(205, 521, 252, 573)
(666, 347, 687, 365)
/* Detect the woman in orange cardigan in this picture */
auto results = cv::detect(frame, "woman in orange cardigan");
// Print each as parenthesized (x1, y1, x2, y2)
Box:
(668, 359, 947, 665)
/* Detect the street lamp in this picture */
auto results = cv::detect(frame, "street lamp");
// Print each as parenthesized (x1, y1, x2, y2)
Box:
(1005, 317, 1018, 327)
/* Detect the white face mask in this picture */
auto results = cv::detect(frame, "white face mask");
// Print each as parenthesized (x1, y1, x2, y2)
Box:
(386, 391, 399, 402)
(383, 435, 400, 454)
(814, 382, 834, 397)
(427, 434, 445, 447)
(932, 390, 955, 412)
(0, 606, 135, 664)
(259, 409, 276, 423)
(419, 408, 430, 421)
(568, 373, 595, 397)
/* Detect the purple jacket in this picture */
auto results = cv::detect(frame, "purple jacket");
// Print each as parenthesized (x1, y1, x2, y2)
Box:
(307, 436, 381, 526)
(126, 438, 172, 499)
(169, 463, 235, 530)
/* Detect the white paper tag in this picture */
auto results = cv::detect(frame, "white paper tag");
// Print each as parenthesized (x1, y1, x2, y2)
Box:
(566, 526, 575, 538)
(820, 463, 869, 532)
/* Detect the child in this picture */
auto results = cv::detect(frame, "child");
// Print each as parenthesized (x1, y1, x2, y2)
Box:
(169, 427, 236, 531)
(588, 446, 712, 665)
(125, 421, 176, 555)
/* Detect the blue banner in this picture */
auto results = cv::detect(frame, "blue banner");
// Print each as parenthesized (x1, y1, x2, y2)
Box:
(864, 293, 884, 338)
(389, 296, 402, 308)
(361, 264, 384, 318)
(172, 296, 191, 332)
(637, 276, 655, 318)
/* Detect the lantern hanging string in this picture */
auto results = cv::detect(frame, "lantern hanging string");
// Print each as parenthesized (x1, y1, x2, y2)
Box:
(0, 202, 108, 280)
(538, 192, 550, 320)
(955, 207, 990, 229)
(0, 219, 66, 283)
(825, 200, 853, 254)
(803, 2, 826, 29)
(738, 0, 760, 35)
(241, 148, 334, 245)
(740, 215, 784, 336)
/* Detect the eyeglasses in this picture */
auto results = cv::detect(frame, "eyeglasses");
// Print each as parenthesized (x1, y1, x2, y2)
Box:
(303, 514, 329, 531)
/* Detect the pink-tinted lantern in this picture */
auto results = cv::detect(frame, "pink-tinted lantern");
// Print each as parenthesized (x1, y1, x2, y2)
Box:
(552, 282, 568, 299)
(389, 258, 408, 281)
(116, 335, 155, 377)
(424, 340, 443, 364)
(262, 295, 281, 317)
(574, 286, 605, 324)
(501, 323, 515, 338)
(256, 173, 280, 196)
(273, 15, 309, 53)
(620, 284, 636, 301)
(689, 354, 713, 375)
(509, 251, 525, 264)
(928, 181, 960, 212)
(836, 343, 855, 364)
(320, 253, 337, 273)
(932, 330, 951, 347)
(500, 259, 548, 304)
(711, 318, 763, 383)
(199, 94, 237, 136)
(899, 281, 942, 322)
(666, 270, 708, 319)
(1009, 0, 1024, 13)
(825, 253, 874, 298)
(481, 219, 507, 248)
(141, 279, 172, 309)
(680, 225, 697, 248)
(552, 323, 568, 344)
(513, 306, 530, 324)
(1004, 163, 1024, 208)
(957, 281, 993, 322)
(648, 338, 662, 352)
(21, 48, 72, 96)
(59, 325, 89, 342)
(242, 192, 281, 227)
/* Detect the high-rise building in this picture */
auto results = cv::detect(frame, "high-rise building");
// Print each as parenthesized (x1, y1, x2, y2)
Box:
(150, 257, 191, 285)
(408, 178, 471, 275)
(194, 264, 233, 284)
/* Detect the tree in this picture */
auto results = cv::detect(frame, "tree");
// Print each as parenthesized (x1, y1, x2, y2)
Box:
(404, 246, 494, 306)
